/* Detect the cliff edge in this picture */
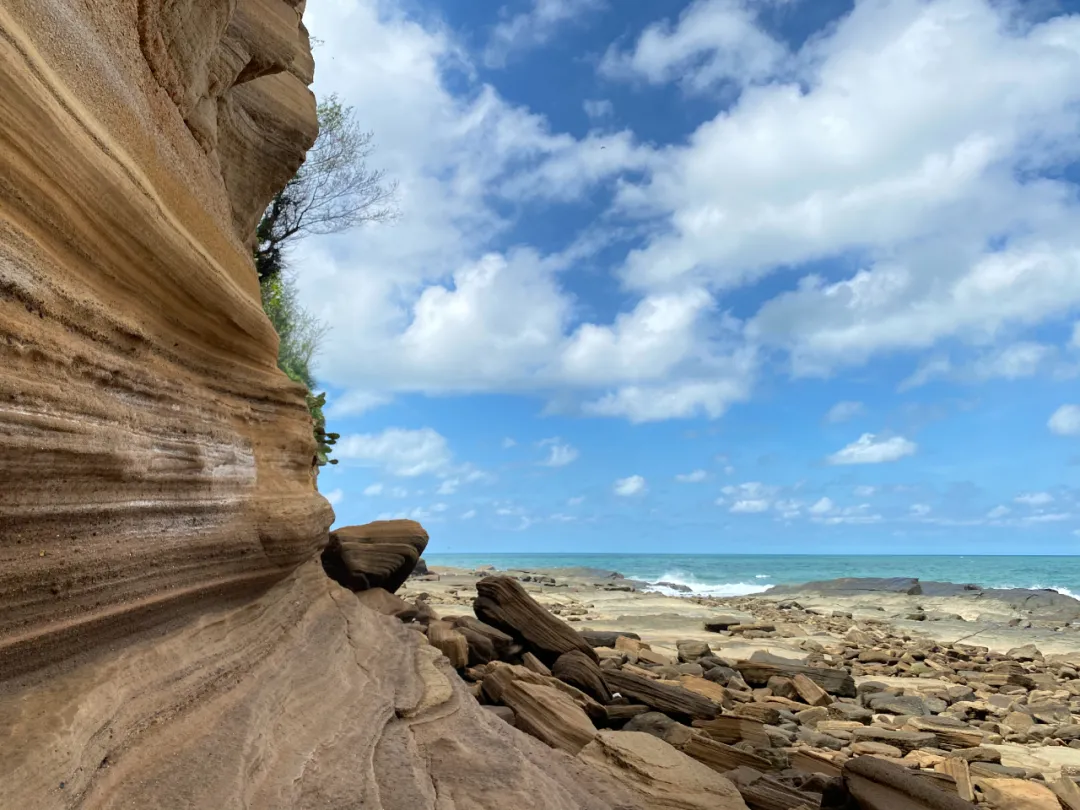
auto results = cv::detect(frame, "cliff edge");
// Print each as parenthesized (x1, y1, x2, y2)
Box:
(0, 2, 648, 807)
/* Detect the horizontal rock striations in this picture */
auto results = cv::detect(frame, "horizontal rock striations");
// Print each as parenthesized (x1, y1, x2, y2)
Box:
(0, 0, 325, 681)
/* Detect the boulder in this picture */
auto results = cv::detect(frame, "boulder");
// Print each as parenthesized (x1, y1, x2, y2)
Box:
(792, 672, 832, 707)
(840, 755, 977, 809)
(481, 662, 606, 724)
(427, 620, 469, 669)
(677, 639, 712, 662)
(976, 777, 1060, 810)
(724, 766, 823, 810)
(552, 650, 612, 704)
(850, 727, 937, 753)
(852, 741, 904, 758)
(580, 630, 641, 648)
(499, 680, 597, 755)
(321, 520, 429, 593)
(734, 660, 856, 698)
(691, 716, 771, 747)
(577, 731, 750, 810)
(1007, 643, 1041, 662)
(603, 669, 720, 721)
(451, 616, 519, 663)
(474, 576, 597, 664)
(704, 616, 747, 633)
(353, 587, 419, 621)
(867, 693, 930, 716)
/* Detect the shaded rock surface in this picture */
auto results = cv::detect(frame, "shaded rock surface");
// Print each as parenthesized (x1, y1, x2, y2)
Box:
(321, 520, 429, 593)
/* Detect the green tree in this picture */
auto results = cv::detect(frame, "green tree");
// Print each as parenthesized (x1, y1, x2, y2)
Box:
(255, 95, 398, 283)
(255, 96, 396, 468)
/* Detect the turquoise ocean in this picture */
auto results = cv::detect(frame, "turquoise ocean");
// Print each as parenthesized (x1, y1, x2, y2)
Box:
(423, 554, 1080, 599)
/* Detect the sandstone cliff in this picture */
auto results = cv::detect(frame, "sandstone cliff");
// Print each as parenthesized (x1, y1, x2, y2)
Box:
(0, 2, 649, 807)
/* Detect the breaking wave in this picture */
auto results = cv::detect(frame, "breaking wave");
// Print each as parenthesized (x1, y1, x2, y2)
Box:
(644, 571, 772, 598)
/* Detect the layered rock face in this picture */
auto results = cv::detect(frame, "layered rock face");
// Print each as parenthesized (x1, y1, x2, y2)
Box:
(0, 4, 665, 808)
(0, 0, 326, 680)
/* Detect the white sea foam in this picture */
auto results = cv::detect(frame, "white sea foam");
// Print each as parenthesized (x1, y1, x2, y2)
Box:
(644, 571, 772, 598)
(994, 583, 1080, 600)
(755, 574, 770, 579)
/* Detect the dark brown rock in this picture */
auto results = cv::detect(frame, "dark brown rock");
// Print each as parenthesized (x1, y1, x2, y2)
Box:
(321, 520, 429, 593)
(604, 669, 720, 721)
(735, 661, 856, 698)
(692, 716, 771, 747)
(553, 650, 612, 704)
(353, 587, 419, 621)
(474, 576, 597, 664)
(580, 629, 641, 648)
(841, 756, 975, 809)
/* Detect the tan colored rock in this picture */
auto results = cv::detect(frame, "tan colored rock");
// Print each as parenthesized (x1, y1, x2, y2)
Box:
(501, 680, 598, 755)
(792, 672, 832, 706)
(578, 731, 750, 810)
(355, 587, 420, 621)
(428, 620, 469, 669)
(852, 740, 904, 758)
(604, 669, 720, 721)
(976, 777, 1060, 809)
(1050, 776, 1080, 810)
(844, 755, 977, 809)
(935, 758, 975, 802)
(678, 675, 732, 707)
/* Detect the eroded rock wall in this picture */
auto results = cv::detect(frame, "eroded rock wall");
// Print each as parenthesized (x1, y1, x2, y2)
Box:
(0, 4, 651, 808)
(0, 0, 326, 679)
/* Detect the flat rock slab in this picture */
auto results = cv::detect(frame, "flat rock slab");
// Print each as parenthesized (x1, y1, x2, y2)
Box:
(578, 731, 750, 810)
(976, 777, 1061, 810)
(766, 577, 923, 596)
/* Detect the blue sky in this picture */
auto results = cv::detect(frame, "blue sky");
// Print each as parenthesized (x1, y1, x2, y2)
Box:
(295, 0, 1080, 554)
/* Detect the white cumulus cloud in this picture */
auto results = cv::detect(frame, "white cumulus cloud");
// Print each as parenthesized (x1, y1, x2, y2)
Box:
(1049, 405, 1080, 436)
(614, 475, 647, 496)
(336, 427, 452, 477)
(675, 469, 708, 483)
(539, 439, 580, 467)
(828, 434, 916, 465)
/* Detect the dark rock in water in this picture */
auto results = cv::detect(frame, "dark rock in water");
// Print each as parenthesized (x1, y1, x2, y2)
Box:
(474, 576, 597, 664)
(654, 580, 692, 593)
(552, 650, 612, 704)
(580, 629, 641, 648)
(766, 577, 923, 596)
(321, 520, 429, 593)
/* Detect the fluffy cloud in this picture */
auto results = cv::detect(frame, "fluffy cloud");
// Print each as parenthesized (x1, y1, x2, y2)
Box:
(613, 475, 647, 496)
(825, 401, 864, 423)
(613, 0, 1080, 376)
(675, 469, 708, 483)
(301, 0, 1080, 428)
(485, 0, 604, 67)
(1049, 405, 1080, 436)
(987, 505, 1010, 519)
(539, 439, 580, 467)
(600, 0, 787, 93)
(828, 434, 917, 465)
(910, 503, 932, 516)
(362, 483, 384, 496)
(809, 497, 834, 515)
(324, 489, 344, 506)
(730, 498, 770, 513)
(1015, 491, 1054, 506)
(336, 427, 452, 476)
(583, 99, 614, 120)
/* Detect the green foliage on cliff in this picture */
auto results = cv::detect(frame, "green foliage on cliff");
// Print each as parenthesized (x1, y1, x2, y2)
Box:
(255, 95, 396, 470)
(259, 273, 338, 466)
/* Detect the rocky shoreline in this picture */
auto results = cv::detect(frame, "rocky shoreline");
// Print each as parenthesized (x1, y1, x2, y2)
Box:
(386, 564, 1080, 809)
